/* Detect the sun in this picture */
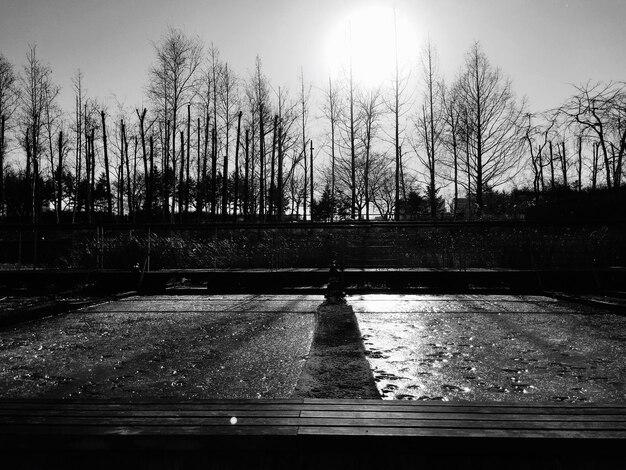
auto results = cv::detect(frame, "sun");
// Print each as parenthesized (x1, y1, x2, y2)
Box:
(325, 4, 417, 88)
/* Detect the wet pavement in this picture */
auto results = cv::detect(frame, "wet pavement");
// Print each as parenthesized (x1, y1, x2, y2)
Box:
(0, 295, 317, 399)
(353, 294, 626, 403)
(1, 293, 625, 403)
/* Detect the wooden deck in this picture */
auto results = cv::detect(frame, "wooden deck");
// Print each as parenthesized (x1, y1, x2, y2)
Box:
(1, 399, 624, 469)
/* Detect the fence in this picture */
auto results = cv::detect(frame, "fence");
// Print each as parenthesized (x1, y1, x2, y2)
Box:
(0, 221, 623, 271)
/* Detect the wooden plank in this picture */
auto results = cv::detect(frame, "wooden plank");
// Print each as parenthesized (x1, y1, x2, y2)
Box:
(0, 425, 298, 436)
(297, 426, 626, 439)
(298, 411, 626, 422)
(0, 416, 301, 427)
(297, 404, 626, 416)
(301, 398, 624, 407)
(1, 400, 624, 415)
(0, 409, 302, 418)
(2, 414, 624, 431)
(295, 417, 626, 431)
(1, 400, 624, 441)
(2, 408, 623, 423)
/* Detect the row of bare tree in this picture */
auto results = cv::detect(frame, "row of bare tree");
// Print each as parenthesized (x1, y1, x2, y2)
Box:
(0, 29, 624, 224)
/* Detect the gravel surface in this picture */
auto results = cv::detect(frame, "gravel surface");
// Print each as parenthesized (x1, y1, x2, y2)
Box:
(353, 294, 626, 403)
(0, 294, 317, 399)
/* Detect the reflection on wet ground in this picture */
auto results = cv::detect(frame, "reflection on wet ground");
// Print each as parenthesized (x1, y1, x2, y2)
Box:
(353, 294, 626, 403)
(0, 295, 317, 399)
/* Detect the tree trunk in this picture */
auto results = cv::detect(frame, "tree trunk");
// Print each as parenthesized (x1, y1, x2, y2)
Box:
(0, 115, 5, 218)
(222, 116, 230, 219)
(259, 105, 265, 219)
(149, 132, 154, 218)
(178, 130, 184, 218)
(84, 126, 90, 222)
(118, 122, 124, 219)
(577, 136, 582, 192)
(136, 109, 148, 216)
(453, 137, 459, 218)
(186, 104, 191, 214)
(349, 50, 356, 220)
(548, 141, 555, 190)
(599, 138, 612, 189)
(269, 114, 278, 219)
(170, 125, 176, 220)
(244, 130, 250, 219)
(72, 98, 81, 223)
(100, 111, 113, 219)
(211, 127, 217, 217)
(163, 120, 170, 221)
(310, 139, 314, 218)
(57, 130, 63, 223)
(234, 111, 242, 220)
(591, 142, 598, 191)
(196, 117, 201, 216)
(200, 115, 209, 216)
(277, 123, 283, 221)
(122, 120, 132, 220)
(89, 130, 96, 221)
(91, 130, 96, 217)
(132, 136, 138, 220)
(560, 141, 568, 188)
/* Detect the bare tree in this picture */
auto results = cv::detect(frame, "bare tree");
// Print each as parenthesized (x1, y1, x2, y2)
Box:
(321, 75, 341, 219)
(0, 53, 20, 217)
(440, 79, 464, 216)
(384, 11, 413, 220)
(561, 81, 626, 189)
(19, 45, 60, 222)
(275, 86, 299, 220)
(218, 63, 239, 218)
(100, 110, 113, 218)
(247, 56, 272, 219)
(455, 42, 526, 215)
(357, 87, 383, 219)
(299, 67, 311, 220)
(413, 40, 444, 219)
(147, 27, 203, 217)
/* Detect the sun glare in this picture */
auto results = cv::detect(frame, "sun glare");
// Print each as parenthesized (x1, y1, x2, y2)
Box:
(325, 4, 417, 88)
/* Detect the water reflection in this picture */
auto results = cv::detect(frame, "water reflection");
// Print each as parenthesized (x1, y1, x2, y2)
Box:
(353, 294, 626, 403)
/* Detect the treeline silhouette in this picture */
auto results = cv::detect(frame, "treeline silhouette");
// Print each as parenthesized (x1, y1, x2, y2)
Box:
(0, 29, 624, 225)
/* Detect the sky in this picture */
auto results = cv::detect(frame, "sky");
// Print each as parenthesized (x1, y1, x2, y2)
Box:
(1, 0, 625, 120)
